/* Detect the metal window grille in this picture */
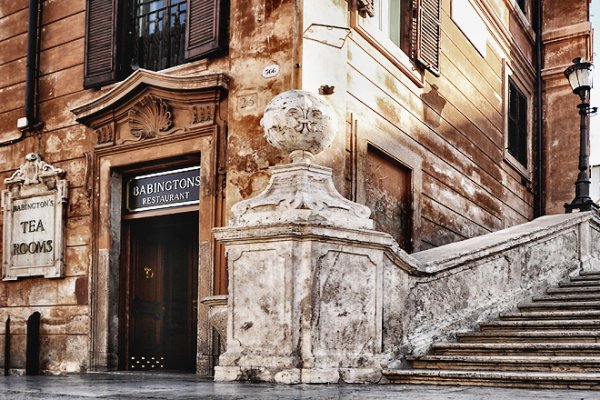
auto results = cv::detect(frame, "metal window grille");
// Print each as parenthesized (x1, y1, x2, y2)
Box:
(131, 0, 187, 71)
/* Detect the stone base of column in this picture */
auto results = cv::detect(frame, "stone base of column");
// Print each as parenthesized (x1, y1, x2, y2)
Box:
(214, 365, 383, 384)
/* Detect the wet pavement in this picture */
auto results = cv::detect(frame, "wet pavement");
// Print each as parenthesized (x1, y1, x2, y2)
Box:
(0, 373, 600, 399)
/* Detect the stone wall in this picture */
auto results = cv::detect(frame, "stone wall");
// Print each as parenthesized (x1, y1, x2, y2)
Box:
(383, 213, 598, 361)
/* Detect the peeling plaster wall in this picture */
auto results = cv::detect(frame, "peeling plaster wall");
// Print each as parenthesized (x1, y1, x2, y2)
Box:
(223, 0, 298, 215)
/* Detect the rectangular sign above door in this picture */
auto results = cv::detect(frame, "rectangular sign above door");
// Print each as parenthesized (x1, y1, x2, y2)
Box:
(126, 166, 200, 213)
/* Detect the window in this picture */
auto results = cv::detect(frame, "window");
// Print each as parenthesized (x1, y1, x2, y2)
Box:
(353, 0, 441, 76)
(130, 0, 188, 71)
(507, 80, 528, 167)
(369, 0, 410, 53)
(84, 0, 227, 89)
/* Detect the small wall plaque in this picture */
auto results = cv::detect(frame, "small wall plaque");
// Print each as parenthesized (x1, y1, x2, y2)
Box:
(2, 154, 68, 280)
(262, 64, 280, 79)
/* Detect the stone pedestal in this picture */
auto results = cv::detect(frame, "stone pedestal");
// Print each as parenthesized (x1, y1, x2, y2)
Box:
(214, 90, 391, 383)
(214, 161, 393, 383)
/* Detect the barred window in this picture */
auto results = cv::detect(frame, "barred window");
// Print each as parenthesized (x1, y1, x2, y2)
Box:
(84, 0, 227, 88)
(130, 0, 187, 71)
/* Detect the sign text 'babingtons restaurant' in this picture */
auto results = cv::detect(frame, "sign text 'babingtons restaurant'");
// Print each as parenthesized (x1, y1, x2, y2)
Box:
(126, 166, 200, 212)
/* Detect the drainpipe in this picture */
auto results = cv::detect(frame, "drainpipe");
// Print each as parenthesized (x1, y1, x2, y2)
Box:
(534, 0, 544, 217)
(18, 0, 42, 131)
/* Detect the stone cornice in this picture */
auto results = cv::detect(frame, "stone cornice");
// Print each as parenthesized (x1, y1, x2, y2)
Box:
(71, 69, 231, 126)
(542, 21, 592, 45)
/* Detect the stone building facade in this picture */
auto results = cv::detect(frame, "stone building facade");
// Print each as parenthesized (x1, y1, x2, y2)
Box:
(0, 0, 593, 376)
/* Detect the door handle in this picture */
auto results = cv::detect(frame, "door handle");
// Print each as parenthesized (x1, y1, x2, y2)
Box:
(143, 266, 154, 279)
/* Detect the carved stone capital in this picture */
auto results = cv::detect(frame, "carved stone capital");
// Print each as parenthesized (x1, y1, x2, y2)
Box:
(231, 162, 373, 230)
(357, 0, 375, 17)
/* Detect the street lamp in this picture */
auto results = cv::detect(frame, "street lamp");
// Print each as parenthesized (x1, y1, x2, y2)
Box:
(563, 57, 599, 213)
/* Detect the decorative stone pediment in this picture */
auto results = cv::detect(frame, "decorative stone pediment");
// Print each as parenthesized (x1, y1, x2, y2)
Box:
(2, 154, 69, 280)
(71, 68, 230, 149)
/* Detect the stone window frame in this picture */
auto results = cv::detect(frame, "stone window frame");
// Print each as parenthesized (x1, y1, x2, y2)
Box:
(502, 58, 533, 181)
(504, 0, 535, 41)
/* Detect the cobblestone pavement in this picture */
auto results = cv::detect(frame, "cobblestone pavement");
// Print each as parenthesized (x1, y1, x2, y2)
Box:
(0, 373, 599, 399)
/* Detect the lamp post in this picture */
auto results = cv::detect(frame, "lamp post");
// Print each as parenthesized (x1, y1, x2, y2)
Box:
(564, 57, 599, 213)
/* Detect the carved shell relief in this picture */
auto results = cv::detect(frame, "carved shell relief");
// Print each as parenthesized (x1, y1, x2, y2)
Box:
(128, 95, 174, 140)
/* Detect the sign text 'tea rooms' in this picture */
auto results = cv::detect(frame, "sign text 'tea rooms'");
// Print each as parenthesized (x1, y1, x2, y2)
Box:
(10, 196, 56, 261)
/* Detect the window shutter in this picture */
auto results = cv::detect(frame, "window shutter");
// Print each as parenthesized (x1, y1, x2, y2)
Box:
(185, 0, 227, 60)
(412, 0, 441, 75)
(84, 0, 118, 88)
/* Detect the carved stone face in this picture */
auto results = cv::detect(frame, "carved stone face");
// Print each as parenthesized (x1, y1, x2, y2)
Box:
(260, 90, 337, 158)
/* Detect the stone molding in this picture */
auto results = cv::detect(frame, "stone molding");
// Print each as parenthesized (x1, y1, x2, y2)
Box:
(5, 153, 65, 187)
(71, 69, 230, 125)
(261, 90, 337, 162)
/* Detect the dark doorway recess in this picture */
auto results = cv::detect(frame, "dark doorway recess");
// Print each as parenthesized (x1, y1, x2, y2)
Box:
(121, 212, 199, 372)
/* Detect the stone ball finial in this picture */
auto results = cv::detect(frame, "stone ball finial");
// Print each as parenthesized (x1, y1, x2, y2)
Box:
(261, 90, 337, 163)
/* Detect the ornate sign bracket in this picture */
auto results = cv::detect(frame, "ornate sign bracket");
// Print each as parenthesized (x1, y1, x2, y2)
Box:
(2, 154, 69, 280)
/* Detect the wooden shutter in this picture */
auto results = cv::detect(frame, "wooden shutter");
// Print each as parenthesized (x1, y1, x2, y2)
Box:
(412, 0, 441, 75)
(185, 0, 227, 60)
(84, 0, 118, 88)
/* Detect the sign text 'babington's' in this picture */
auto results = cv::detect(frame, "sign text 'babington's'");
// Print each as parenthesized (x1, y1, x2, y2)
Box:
(126, 166, 201, 212)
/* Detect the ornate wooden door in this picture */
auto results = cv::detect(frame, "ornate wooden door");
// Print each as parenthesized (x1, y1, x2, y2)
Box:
(126, 212, 198, 371)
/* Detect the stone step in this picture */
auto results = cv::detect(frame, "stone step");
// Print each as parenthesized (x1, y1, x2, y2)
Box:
(579, 271, 600, 277)
(547, 285, 600, 295)
(532, 292, 600, 302)
(517, 300, 600, 311)
(383, 369, 600, 389)
(457, 330, 600, 343)
(409, 355, 600, 373)
(558, 280, 600, 288)
(571, 274, 600, 282)
(480, 319, 600, 331)
(430, 342, 600, 356)
(500, 310, 600, 320)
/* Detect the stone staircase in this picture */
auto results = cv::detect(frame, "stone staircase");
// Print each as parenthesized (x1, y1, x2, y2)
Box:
(384, 271, 600, 389)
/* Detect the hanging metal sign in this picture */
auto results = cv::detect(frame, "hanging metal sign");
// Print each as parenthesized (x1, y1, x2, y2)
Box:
(126, 166, 200, 213)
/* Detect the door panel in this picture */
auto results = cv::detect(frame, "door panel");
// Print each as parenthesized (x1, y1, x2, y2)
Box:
(365, 146, 413, 252)
(126, 212, 198, 371)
